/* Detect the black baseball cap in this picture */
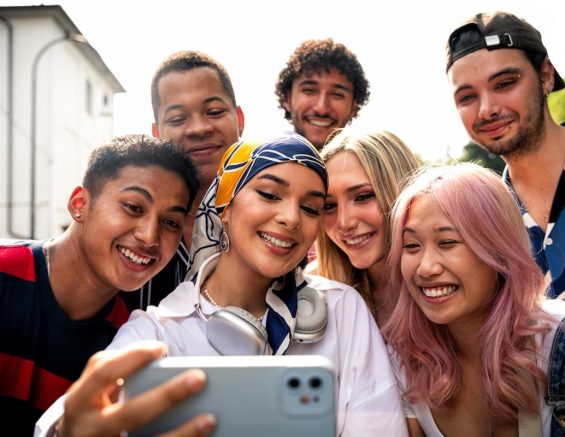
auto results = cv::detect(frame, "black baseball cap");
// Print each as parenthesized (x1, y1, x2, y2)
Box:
(446, 11, 565, 92)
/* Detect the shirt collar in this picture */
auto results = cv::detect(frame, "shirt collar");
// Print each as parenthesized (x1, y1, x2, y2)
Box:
(153, 253, 220, 318)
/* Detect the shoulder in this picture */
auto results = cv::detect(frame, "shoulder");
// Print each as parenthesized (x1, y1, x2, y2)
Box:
(304, 273, 359, 296)
(0, 239, 39, 283)
(542, 299, 565, 321)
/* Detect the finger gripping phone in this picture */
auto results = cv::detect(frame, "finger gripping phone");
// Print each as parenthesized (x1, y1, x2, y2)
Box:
(123, 355, 336, 437)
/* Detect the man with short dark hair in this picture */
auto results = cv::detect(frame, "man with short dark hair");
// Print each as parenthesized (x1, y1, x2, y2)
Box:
(121, 51, 244, 311)
(446, 12, 565, 298)
(275, 39, 370, 150)
(0, 135, 200, 434)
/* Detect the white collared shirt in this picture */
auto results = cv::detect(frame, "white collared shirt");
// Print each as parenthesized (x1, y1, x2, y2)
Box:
(37, 254, 408, 436)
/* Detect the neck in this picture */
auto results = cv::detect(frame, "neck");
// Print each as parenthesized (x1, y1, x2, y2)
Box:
(48, 228, 117, 320)
(447, 317, 486, 362)
(504, 118, 565, 183)
(205, 252, 271, 318)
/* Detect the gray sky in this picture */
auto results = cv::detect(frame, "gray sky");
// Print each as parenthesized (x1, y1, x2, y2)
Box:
(5, 0, 565, 160)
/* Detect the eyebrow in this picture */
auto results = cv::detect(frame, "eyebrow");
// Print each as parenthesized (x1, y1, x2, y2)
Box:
(298, 79, 352, 93)
(346, 183, 372, 193)
(163, 96, 229, 115)
(123, 186, 188, 215)
(257, 173, 326, 199)
(454, 66, 523, 96)
(403, 225, 457, 234)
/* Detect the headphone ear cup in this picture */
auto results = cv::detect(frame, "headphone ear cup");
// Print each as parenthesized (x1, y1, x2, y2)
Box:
(206, 306, 268, 355)
(293, 286, 327, 343)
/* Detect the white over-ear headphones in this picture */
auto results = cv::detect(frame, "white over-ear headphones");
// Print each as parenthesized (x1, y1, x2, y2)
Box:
(195, 286, 327, 355)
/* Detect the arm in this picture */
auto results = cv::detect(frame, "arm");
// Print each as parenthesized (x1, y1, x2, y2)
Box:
(407, 418, 425, 437)
(36, 341, 215, 437)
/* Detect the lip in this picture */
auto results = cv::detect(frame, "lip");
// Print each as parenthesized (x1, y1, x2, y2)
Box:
(418, 283, 459, 303)
(342, 232, 375, 250)
(305, 116, 335, 128)
(117, 244, 157, 272)
(258, 231, 297, 255)
(187, 143, 223, 157)
(478, 121, 512, 138)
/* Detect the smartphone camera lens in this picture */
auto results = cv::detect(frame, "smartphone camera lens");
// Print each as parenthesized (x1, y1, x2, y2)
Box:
(309, 376, 322, 389)
(287, 377, 301, 389)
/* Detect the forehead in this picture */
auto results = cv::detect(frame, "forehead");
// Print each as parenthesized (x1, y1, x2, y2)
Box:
(447, 48, 531, 89)
(294, 69, 354, 90)
(100, 164, 186, 193)
(157, 67, 230, 105)
(326, 150, 365, 175)
(254, 161, 325, 186)
(406, 195, 450, 225)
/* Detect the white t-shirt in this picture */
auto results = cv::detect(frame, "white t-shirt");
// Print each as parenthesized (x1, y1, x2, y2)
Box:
(390, 299, 565, 437)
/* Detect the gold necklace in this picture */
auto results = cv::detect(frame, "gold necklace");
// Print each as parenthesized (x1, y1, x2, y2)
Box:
(201, 278, 264, 322)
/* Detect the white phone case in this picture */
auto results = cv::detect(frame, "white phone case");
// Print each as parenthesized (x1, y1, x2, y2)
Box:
(123, 355, 337, 437)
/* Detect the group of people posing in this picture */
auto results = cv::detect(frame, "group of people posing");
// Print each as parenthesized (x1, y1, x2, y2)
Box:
(1, 10, 564, 437)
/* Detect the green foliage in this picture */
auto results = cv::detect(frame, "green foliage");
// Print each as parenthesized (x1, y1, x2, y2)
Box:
(458, 141, 505, 174)
(549, 83, 565, 125)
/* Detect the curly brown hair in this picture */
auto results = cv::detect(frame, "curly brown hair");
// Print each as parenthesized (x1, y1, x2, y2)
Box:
(275, 39, 370, 121)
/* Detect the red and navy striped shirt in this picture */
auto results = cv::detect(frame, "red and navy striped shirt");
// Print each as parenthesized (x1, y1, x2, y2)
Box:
(0, 240, 129, 435)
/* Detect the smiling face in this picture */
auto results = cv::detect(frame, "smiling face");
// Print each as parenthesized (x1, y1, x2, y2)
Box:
(323, 151, 386, 274)
(284, 69, 357, 150)
(76, 165, 189, 292)
(153, 67, 243, 188)
(448, 48, 547, 159)
(400, 195, 498, 329)
(221, 162, 325, 282)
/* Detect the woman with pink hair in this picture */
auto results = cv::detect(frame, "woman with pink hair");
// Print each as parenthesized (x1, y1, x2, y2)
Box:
(383, 163, 565, 436)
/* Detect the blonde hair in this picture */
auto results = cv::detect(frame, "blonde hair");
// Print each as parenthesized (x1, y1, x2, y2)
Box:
(316, 130, 420, 317)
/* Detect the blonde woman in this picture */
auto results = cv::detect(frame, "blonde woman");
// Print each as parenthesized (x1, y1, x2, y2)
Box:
(315, 131, 420, 325)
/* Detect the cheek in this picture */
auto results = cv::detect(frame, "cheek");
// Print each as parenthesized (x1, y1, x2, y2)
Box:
(322, 214, 338, 239)
(303, 217, 321, 246)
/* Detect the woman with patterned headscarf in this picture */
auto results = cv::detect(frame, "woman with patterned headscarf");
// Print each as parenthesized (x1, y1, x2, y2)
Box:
(101, 134, 407, 435)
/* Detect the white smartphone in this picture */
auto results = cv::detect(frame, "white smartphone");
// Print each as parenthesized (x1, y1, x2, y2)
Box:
(122, 355, 336, 437)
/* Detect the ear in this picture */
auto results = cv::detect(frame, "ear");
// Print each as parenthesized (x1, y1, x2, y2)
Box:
(283, 95, 292, 114)
(540, 57, 555, 95)
(152, 123, 161, 138)
(67, 186, 89, 222)
(221, 206, 232, 230)
(236, 106, 245, 136)
(349, 102, 359, 122)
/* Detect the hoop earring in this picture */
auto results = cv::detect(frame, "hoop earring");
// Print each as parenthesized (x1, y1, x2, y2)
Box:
(220, 227, 230, 253)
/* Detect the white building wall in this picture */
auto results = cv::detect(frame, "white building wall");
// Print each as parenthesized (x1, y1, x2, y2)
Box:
(0, 12, 119, 239)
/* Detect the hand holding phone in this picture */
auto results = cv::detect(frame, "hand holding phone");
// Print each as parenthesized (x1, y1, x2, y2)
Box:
(57, 341, 216, 437)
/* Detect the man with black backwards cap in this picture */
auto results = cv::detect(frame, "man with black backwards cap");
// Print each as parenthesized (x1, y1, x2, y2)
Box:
(446, 11, 565, 299)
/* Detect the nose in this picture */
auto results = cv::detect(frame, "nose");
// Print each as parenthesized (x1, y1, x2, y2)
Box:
(184, 115, 214, 137)
(416, 248, 443, 278)
(477, 92, 501, 120)
(336, 205, 355, 235)
(276, 204, 301, 230)
(313, 92, 331, 115)
(134, 216, 160, 248)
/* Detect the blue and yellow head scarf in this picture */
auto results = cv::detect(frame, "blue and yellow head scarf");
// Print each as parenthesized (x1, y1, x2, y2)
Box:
(186, 134, 327, 355)
(214, 135, 327, 219)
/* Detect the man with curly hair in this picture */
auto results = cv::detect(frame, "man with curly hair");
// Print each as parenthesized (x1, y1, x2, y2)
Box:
(275, 39, 370, 150)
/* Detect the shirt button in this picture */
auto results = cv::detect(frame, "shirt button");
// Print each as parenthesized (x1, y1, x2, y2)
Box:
(546, 237, 553, 246)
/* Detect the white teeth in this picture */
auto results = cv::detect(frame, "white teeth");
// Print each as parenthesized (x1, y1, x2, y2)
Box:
(422, 286, 457, 298)
(119, 246, 151, 265)
(309, 119, 332, 127)
(345, 234, 371, 245)
(260, 233, 293, 248)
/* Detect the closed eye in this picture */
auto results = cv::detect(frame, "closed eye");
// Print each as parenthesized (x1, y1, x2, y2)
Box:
(256, 190, 279, 201)
(301, 205, 321, 216)
(124, 203, 143, 214)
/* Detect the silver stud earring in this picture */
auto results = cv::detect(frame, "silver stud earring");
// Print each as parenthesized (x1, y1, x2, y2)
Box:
(220, 228, 230, 252)
(75, 212, 81, 218)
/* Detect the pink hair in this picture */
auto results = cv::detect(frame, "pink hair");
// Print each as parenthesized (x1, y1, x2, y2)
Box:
(383, 163, 551, 421)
